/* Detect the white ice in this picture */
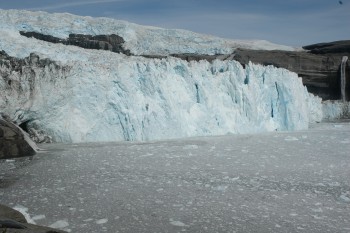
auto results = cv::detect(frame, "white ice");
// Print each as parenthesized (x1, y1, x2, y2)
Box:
(96, 218, 108, 224)
(49, 220, 69, 229)
(0, 9, 346, 143)
(0, 9, 297, 57)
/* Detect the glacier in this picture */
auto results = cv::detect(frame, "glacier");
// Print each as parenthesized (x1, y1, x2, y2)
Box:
(0, 10, 325, 143)
(0, 9, 297, 57)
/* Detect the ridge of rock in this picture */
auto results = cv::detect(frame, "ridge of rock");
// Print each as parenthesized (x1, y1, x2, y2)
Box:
(20, 31, 131, 55)
(0, 204, 67, 232)
(0, 118, 37, 159)
(303, 40, 350, 54)
(231, 48, 350, 100)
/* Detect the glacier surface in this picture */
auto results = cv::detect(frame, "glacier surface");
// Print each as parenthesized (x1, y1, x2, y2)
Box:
(0, 9, 297, 56)
(0, 10, 324, 143)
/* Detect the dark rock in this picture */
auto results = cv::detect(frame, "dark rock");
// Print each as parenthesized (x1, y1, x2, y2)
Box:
(0, 50, 65, 71)
(0, 219, 27, 229)
(303, 40, 350, 54)
(233, 49, 331, 98)
(0, 204, 27, 223)
(0, 204, 67, 233)
(170, 53, 229, 62)
(0, 222, 66, 233)
(20, 31, 131, 55)
(231, 48, 350, 100)
(141, 54, 168, 60)
(0, 118, 37, 159)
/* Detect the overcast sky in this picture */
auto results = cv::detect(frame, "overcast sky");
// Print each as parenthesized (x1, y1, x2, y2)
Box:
(0, 0, 349, 46)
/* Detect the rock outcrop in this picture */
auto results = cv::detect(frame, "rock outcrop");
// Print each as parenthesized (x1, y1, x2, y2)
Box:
(0, 204, 67, 233)
(232, 49, 343, 100)
(0, 118, 37, 159)
(303, 40, 350, 54)
(20, 31, 131, 55)
(231, 41, 350, 101)
(0, 205, 27, 223)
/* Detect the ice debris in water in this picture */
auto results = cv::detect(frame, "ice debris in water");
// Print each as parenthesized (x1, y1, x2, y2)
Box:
(49, 220, 69, 229)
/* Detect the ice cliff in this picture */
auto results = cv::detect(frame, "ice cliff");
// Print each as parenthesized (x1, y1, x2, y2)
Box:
(0, 10, 323, 143)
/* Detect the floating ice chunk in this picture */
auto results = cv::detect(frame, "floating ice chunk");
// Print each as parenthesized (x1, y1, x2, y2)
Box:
(339, 194, 350, 202)
(284, 136, 299, 141)
(96, 218, 108, 224)
(183, 145, 199, 150)
(213, 185, 228, 191)
(83, 218, 94, 222)
(49, 220, 69, 229)
(169, 219, 187, 227)
(32, 214, 45, 221)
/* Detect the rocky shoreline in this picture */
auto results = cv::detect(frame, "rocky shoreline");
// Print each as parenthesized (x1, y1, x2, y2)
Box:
(0, 117, 38, 160)
(0, 204, 67, 233)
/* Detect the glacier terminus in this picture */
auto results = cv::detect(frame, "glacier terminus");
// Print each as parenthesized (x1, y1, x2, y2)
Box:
(0, 10, 332, 143)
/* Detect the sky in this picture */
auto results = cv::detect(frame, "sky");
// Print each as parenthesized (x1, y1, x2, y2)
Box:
(0, 0, 349, 47)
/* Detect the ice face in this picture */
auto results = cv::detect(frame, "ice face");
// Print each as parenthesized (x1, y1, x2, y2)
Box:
(0, 10, 323, 143)
(0, 52, 323, 142)
(322, 100, 350, 120)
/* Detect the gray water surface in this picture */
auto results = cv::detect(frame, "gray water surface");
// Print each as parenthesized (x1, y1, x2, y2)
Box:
(1, 122, 350, 232)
